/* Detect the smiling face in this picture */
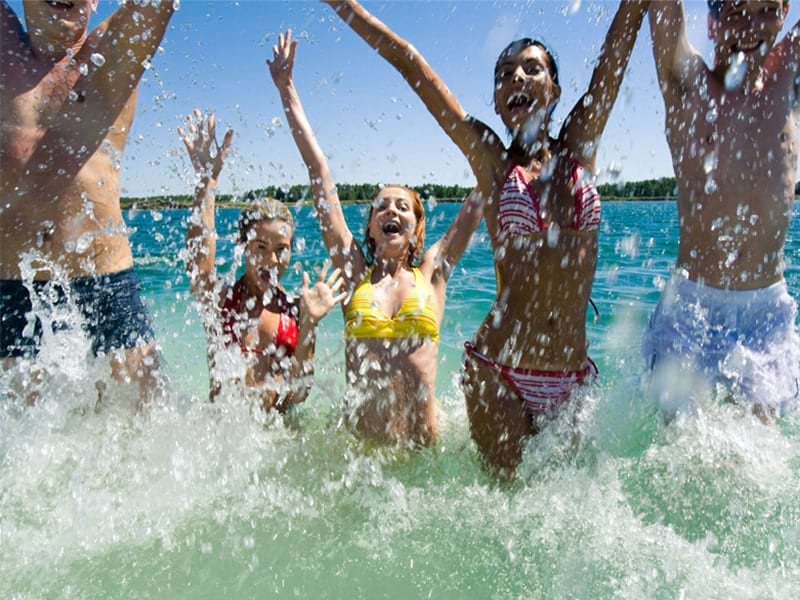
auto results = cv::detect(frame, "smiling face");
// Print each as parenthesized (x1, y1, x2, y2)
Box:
(494, 41, 561, 136)
(23, 0, 98, 50)
(708, 0, 787, 68)
(365, 186, 425, 267)
(242, 219, 293, 293)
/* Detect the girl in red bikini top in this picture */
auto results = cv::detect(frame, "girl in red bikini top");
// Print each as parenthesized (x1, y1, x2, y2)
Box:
(221, 277, 299, 358)
(181, 110, 346, 411)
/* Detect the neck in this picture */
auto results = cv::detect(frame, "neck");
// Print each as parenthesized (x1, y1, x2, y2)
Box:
(241, 275, 280, 312)
(509, 131, 551, 169)
(713, 52, 763, 95)
(372, 256, 407, 278)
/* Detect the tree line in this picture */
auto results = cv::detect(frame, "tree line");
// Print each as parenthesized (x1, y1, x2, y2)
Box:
(119, 178, 800, 209)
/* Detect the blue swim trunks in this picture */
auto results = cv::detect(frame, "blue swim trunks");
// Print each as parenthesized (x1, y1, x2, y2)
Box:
(0, 269, 154, 359)
(643, 274, 800, 416)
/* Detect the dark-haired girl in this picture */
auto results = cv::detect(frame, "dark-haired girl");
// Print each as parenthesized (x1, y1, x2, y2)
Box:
(326, 0, 649, 473)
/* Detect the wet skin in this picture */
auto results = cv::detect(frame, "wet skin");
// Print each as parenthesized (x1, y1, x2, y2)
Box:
(651, 0, 799, 289)
(0, 0, 175, 281)
(325, 0, 648, 472)
(344, 188, 444, 446)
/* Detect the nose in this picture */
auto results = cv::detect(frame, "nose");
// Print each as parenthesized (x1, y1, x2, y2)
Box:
(512, 64, 526, 83)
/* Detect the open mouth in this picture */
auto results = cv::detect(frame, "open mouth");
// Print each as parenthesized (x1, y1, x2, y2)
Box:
(506, 92, 533, 113)
(259, 267, 278, 285)
(382, 221, 402, 235)
(46, 0, 75, 10)
(732, 39, 763, 53)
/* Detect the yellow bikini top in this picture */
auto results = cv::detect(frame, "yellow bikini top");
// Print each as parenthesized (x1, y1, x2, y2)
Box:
(345, 267, 440, 344)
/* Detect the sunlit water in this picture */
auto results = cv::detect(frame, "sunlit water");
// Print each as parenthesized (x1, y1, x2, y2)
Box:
(2, 202, 799, 598)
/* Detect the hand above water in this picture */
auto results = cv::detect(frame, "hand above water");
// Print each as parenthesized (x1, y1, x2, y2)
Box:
(178, 109, 234, 182)
(300, 262, 347, 326)
(267, 30, 298, 88)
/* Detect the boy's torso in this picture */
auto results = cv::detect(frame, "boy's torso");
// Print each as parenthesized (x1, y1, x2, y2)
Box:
(0, 36, 137, 281)
(662, 53, 797, 290)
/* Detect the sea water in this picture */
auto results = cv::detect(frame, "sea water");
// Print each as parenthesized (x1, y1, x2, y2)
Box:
(1, 201, 799, 598)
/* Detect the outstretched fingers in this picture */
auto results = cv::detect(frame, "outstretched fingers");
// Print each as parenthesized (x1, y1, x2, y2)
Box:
(325, 268, 343, 292)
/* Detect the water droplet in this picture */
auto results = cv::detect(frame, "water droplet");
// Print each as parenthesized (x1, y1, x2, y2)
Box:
(704, 177, 718, 194)
(724, 53, 746, 90)
(141, 57, 152, 70)
(78, 63, 88, 76)
(546, 223, 560, 248)
(703, 151, 717, 175)
(90, 53, 106, 67)
(68, 90, 79, 102)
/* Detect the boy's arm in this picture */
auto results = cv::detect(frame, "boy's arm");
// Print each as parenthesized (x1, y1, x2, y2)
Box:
(325, 0, 505, 185)
(268, 31, 366, 282)
(560, 1, 649, 169)
(0, 1, 24, 49)
(424, 190, 484, 283)
(648, 0, 702, 90)
(83, 0, 177, 109)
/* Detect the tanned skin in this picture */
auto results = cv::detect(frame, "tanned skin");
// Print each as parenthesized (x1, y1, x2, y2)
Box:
(269, 30, 484, 446)
(326, 0, 649, 475)
(649, 0, 798, 290)
(1, 0, 176, 404)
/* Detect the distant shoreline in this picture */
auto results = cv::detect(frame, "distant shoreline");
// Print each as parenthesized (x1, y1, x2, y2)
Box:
(121, 195, 800, 211)
(121, 196, 684, 210)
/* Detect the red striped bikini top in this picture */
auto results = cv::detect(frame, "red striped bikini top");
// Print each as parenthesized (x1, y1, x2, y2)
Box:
(498, 159, 601, 235)
(221, 279, 299, 357)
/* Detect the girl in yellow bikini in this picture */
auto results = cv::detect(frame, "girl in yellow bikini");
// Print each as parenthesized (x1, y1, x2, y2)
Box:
(326, 0, 649, 474)
(268, 31, 483, 446)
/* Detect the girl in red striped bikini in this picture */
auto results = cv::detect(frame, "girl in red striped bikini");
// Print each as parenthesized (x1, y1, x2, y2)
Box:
(326, 0, 649, 475)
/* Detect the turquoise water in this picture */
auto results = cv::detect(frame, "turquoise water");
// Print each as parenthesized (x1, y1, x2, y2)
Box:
(2, 201, 799, 598)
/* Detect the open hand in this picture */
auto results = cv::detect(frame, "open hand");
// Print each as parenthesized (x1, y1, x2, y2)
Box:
(267, 30, 298, 87)
(300, 262, 347, 325)
(177, 109, 234, 181)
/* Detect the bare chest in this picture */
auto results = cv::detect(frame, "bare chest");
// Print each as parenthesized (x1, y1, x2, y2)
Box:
(667, 80, 798, 192)
(1, 62, 134, 173)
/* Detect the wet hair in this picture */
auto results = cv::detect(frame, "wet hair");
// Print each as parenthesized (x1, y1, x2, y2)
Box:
(707, 0, 723, 19)
(237, 198, 294, 244)
(363, 185, 426, 267)
(495, 38, 560, 88)
(494, 38, 561, 123)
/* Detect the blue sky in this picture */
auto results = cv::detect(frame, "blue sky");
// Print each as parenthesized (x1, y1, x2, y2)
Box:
(8, 0, 800, 196)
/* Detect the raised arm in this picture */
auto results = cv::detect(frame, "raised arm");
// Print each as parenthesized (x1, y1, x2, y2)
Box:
(560, 0, 650, 168)
(268, 31, 366, 282)
(648, 0, 703, 91)
(773, 14, 800, 88)
(179, 110, 234, 302)
(324, 0, 505, 185)
(82, 0, 177, 109)
(0, 1, 24, 53)
(422, 190, 484, 284)
(24, 0, 177, 192)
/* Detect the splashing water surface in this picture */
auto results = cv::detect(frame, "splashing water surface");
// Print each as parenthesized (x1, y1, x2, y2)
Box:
(1, 202, 799, 598)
